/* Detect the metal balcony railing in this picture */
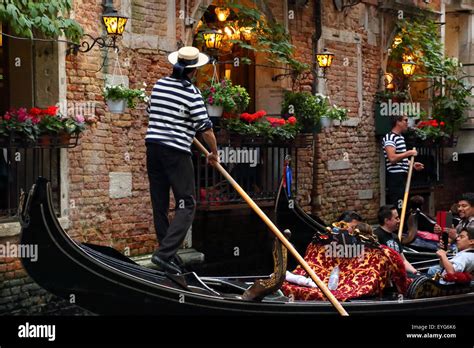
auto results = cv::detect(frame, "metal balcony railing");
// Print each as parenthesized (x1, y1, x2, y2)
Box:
(0, 148, 61, 221)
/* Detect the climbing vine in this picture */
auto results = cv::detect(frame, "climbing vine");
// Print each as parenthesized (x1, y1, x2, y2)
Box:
(389, 17, 471, 133)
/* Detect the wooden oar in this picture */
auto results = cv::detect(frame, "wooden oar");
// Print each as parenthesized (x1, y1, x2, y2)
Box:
(398, 148, 416, 242)
(193, 138, 349, 316)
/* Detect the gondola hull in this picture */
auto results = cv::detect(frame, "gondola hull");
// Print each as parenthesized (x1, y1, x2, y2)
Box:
(20, 178, 474, 315)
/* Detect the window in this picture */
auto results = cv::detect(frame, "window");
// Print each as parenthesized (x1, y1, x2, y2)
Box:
(0, 28, 62, 221)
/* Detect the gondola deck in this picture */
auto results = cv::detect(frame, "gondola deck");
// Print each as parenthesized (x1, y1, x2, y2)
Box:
(19, 178, 474, 315)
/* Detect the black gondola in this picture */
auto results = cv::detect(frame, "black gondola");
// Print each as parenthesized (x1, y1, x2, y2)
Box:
(19, 178, 474, 315)
(274, 180, 443, 265)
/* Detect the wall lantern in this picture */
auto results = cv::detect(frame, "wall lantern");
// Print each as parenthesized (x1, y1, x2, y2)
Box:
(316, 48, 334, 77)
(68, 0, 128, 54)
(102, 12, 128, 36)
(215, 7, 230, 22)
(402, 60, 416, 77)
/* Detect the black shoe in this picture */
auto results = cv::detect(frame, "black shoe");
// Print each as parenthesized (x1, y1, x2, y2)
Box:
(171, 255, 189, 273)
(151, 254, 182, 274)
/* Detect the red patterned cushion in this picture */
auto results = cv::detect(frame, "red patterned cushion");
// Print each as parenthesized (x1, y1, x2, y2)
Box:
(281, 243, 411, 301)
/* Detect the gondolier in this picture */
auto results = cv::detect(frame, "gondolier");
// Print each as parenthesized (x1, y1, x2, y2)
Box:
(382, 115, 424, 209)
(146, 46, 219, 274)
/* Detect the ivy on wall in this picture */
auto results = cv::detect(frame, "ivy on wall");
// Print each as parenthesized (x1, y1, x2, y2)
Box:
(0, 0, 83, 42)
(389, 17, 471, 133)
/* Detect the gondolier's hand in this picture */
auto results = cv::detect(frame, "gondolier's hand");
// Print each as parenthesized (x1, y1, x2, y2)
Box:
(207, 152, 220, 166)
(414, 162, 424, 171)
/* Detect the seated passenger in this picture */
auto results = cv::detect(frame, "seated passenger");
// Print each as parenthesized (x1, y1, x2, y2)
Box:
(282, 220, 410, 301)
(428, 226, 474, 282)
(374, 205, 420, 276)
(337, 210, 363, 228)
(444, 193, 474, 248)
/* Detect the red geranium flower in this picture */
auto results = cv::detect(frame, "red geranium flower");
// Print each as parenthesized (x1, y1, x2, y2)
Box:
(29, 107, 42, 117)
(287, 116, 297, 125)
(44, 106, 58, 116)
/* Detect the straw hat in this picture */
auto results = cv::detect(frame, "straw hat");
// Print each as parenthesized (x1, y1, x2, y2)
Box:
(168, 46, 209, 68)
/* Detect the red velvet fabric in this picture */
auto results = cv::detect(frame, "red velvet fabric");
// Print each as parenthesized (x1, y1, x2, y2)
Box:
(417, 231, 439, 242)
(281, 243, 411, 301)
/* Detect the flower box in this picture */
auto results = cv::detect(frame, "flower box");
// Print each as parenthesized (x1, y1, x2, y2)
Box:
(0, 132, 79, 149)
(0, 106, 84, 149)
(216, 130, 313, 148)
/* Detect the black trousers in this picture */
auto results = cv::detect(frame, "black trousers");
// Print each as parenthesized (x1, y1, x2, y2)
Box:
(146, 143, 196, 261)
(386, 172, 407, 210)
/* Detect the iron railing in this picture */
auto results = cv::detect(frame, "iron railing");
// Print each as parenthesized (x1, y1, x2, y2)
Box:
(0, 147, 61, 221)
(193, 145, 303, 209)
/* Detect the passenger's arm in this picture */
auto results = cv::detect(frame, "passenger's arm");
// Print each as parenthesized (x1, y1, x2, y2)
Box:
(436, 249, 455, 274)
(402, 253, 418, 274)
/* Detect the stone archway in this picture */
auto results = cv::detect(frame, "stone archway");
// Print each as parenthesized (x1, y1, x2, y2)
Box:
(185, 0, 275, 45)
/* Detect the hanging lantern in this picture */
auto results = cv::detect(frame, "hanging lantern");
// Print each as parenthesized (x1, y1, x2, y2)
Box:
(316, 48, 334, 68)
(215, 7, 230, 22)
(102, 13, 128, 35)
(203, 29, 224, 50)
(402, 60, 416, 77)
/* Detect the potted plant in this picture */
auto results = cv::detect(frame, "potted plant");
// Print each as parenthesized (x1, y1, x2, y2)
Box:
(103, 84, 149, 114)
(230, 84, 250, 114)
(325, 104, 349, 127)
(59, 114, 86, 145)
(36, 106, 66, 145)
(0, 108, 39, 146)
(281, 91, 328, 133)
(220, 110, 301, 144)
(410, 119, 451, 146)
(201, 79, 238, 118)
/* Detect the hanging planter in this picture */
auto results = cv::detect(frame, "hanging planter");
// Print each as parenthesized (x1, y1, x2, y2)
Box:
(106, 99, 127, 114)
(320, 116, 332, 128)
(102, 53, 149, 115)
(206, 104, 224, 117)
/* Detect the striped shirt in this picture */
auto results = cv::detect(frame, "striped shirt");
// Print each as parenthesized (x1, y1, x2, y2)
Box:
(145, 77, 212, 154)
(382, 131, 409, 173)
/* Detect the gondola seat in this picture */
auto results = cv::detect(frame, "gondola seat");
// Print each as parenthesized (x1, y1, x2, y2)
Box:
(281, 243, 411, 301)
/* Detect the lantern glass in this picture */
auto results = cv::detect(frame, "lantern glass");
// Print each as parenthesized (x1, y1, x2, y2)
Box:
(316, 50, 334, 68)
(103, 14, 128, 35)
(402, 60, 416, 76)
(215, 7, 230, 22)
(203, 30, 224, 50)
(0, 24, 3, 47)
